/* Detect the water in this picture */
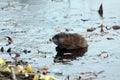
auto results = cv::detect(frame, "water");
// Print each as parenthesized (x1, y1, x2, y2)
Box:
(0, 0, 120, 80)
(17, 0, 120, 27)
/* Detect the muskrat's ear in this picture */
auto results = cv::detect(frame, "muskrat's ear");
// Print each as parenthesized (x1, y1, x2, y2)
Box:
(60, 32, 68, 38)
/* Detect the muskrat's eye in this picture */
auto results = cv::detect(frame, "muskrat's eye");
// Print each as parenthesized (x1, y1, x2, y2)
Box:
(55, 35, 59, 39)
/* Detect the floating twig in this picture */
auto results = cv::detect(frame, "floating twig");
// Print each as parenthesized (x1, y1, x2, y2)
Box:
(99, 24, 104, 33)
(12, 52, 20, 61)
(10, 66, 17, 80)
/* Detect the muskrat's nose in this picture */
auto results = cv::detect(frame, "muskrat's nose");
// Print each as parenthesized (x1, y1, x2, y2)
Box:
(52, 38, 58, 45)
(52, 38, 57, 42)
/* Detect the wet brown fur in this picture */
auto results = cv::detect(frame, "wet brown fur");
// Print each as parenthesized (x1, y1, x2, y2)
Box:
(52, 32, 88, 49)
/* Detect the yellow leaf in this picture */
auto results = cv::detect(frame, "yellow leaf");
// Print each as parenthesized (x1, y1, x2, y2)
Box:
(16, 65, 24, 73)
(25, 64, 32, 73)
(2, 65, 11, 72)
(33, 74, 39, 80)
(0, 58, 6, 65)
(43, 75, 55, 80)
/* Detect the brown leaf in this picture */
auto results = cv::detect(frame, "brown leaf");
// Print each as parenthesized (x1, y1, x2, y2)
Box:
(112, 25, 120, 30)
(87, 28, 96, 32)
(106, 37, 114, 40)
(12, 53, 20, 61)
(98, 3, 103, 17)
(99, 24, 104, 33)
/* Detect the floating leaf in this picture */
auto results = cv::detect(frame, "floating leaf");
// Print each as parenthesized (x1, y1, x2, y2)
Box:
(7, 48, 12, 56)
(0, 47, 4, 53)
(98, 51, 108, 59)
(112, 25, 120, 30)
(41, 75, 56, 80)
(33, 74, 39, 80)
(2, 65, 11, 72)
(87, 28, 96, 32)
(106, 37, 114, 40)
(98, 3, 103, 17)
(105, 26, 111, 30)
(16, 65, 24, 73)
(0, 58, 6, 65)
(25, 64, 32, 73)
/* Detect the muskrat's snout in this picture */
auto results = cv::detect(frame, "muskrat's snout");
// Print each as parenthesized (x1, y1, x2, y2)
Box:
(52, 36, 59, 45)
(52, 38, 57, 43)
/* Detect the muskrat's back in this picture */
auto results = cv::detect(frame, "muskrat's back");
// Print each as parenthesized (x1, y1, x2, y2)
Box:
(52, 32, 88, 49)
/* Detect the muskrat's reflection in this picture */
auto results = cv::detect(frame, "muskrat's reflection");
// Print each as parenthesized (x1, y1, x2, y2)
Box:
(54, 47, 88, 63)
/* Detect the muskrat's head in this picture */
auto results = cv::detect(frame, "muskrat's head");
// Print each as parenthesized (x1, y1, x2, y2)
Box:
(52, 32, 68, 45)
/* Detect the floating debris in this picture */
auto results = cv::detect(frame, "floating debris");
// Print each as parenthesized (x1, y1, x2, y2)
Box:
(7, 48, 11, 56)
(112, 25, 120, 30)
(106, 26, 111, 30)
(98, 3, 103, 18)
(87, 27, 96, 32)
(81, 19, 89, 22)
(0, 58, 6, 65)
(54, 72, 63, 76)
(0, 47, 4, 53)
(106, 37, 114, 40)
(78, 70, 104, 80)
(99, 24, 104, 33)
(12, 52, 20, 61)
(7, 48, 11, 53)
(23, 49, 31, 54)
(6, 36, 13, 45)
(23, 49, 28, 54)
(98, 51, 108, 59)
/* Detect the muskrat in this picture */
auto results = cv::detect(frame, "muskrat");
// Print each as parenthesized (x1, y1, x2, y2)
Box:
(52, 32, 88, 49)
